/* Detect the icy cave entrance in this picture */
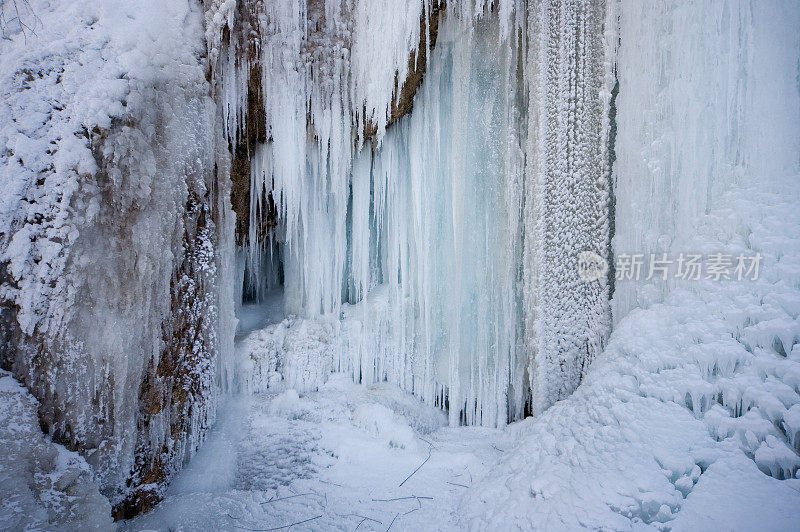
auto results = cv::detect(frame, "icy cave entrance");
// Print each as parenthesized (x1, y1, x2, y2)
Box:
(235, 242, 285, 339)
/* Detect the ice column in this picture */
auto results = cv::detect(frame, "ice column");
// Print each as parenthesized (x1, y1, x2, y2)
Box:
(523, 0, 614, 414)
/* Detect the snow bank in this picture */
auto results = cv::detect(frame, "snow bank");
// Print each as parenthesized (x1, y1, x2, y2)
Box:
(237, 316, 339, 394)
(268, 389, 307, 419)
(352, 402, 418, 451)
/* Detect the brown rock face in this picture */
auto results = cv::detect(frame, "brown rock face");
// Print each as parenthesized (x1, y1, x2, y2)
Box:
(366, 1, 444, 138)
(112, 200, 218, 520)
(229, 62, 278, 247)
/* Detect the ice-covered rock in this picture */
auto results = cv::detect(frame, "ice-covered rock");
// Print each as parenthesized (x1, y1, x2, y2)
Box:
(0, 370, 113, 530)
(0, 0, 237, 518)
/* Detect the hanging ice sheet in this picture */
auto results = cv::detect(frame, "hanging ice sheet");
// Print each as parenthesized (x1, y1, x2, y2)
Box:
(339, 13, 526, 427)
(218, 0, 614, 426)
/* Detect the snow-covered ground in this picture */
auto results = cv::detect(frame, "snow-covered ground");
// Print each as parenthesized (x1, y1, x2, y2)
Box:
(122, 375, 511, 531)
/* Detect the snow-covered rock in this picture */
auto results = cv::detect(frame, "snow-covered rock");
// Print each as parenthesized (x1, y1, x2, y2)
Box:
(352, 402, 418, 451)
(0, 0, 236, 518)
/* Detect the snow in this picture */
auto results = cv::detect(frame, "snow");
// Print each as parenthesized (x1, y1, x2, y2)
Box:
(352, 402, 419, 451)
(0, 370, 112, 530)
(135, 164, 800, 527)
(121, 375, 505, 532)
(186, 149, 800, 529)
(671, 455, 800, 530)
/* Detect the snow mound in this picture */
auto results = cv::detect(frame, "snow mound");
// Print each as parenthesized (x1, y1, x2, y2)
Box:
(240, 312, 450, 434)
(359, 381, 448, 435)
(268, 389, 308, 420)
(352, 403, 418, 451)
(238, 316, 338, 394)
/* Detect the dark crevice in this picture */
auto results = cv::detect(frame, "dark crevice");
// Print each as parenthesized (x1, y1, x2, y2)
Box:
(607, 74, 619, 299)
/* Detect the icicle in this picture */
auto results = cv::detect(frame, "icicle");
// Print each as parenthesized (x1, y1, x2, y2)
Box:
(211, 0, 613, 427)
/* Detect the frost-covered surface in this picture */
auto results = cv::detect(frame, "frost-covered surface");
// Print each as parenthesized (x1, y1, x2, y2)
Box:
(3, 0, 798, 528)
(0, 0, 235, 517)
(238, 315, 338, 394)
(136, 188, 800, 528)
(141, 168, 800, 530)
(612, 0, 800, 319)
(523, 0, 614, 415)
(0, 370, 112, 530)
(458, 0, 800, 528)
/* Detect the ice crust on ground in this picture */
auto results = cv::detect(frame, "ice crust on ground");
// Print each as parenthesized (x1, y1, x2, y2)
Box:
(121, 375, 497, 532)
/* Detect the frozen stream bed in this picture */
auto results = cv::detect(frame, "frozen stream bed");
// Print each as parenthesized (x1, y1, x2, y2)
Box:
(121, 375, 510, 531)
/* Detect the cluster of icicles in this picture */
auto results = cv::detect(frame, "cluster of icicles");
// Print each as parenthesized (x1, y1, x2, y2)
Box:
(209, 0, 615, 426)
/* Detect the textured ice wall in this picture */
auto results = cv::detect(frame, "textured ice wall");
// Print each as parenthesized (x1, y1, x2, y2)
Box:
(612, 0, 800, 320)
(217, 0, 615, 425)
(0, 0, 236, 518)
(523, 0, 615, 414)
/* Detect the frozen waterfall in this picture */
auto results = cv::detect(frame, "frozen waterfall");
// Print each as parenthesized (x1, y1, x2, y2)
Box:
(2, 0, 799, 526)
(214, 0, 614, 426)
